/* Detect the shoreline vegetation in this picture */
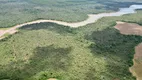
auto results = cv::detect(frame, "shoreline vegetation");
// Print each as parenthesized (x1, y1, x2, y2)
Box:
(0, 5, 142, 39)
(0, 0, 142, 28)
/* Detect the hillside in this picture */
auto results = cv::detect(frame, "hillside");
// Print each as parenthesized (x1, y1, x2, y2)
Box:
(0, 0, 142, 80)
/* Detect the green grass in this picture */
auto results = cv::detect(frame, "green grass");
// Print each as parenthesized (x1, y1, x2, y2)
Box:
(0, 0, 142, 28)
(0, 10, 142, 80)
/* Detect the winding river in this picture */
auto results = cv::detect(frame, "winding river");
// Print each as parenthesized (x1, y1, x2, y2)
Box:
(14, 5, 142, 28)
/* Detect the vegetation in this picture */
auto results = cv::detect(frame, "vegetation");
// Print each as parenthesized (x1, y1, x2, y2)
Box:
(0, 0, 142, 28)
(0, 10, 142, 80)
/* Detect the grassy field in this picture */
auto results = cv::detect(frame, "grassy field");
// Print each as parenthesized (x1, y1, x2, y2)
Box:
(0, 0, 142, 28)
(0, 10, 142, 80)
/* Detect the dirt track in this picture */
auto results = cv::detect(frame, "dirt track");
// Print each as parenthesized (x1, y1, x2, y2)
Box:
(48, 78, 57, 80)
(114, 22, 142, 80)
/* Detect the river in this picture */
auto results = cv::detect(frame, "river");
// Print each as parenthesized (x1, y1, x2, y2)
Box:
(0, 5, 142, 37)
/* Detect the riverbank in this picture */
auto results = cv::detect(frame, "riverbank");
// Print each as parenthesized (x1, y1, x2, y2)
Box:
(0, 5, 142, 38)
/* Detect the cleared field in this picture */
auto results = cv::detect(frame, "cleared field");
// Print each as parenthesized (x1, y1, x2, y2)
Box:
(114, 22, 142, 36)
(114, 22, 142, 80)
(130, 43, 142, 80)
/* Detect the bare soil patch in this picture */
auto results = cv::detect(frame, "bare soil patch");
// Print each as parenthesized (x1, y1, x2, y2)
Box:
(115, 21, 142, 36)
(130, 43, 142, 80)
(47, 78, 57, 80)
(114, 22, 142, 80)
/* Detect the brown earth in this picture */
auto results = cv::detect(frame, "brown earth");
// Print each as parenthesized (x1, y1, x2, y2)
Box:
(114, 21, 142, 80)
(114, 21, 142, 36)
(47, 78, 57, 80)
